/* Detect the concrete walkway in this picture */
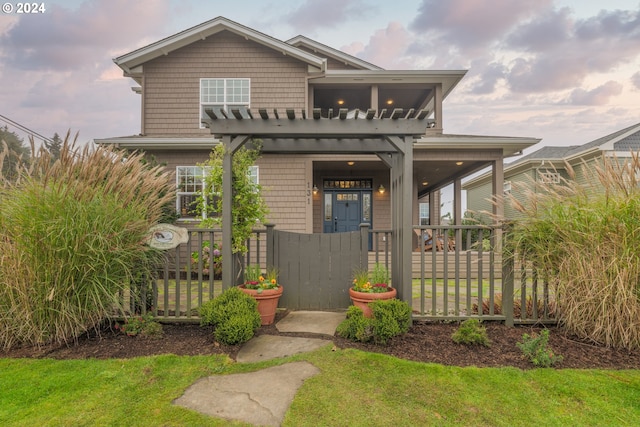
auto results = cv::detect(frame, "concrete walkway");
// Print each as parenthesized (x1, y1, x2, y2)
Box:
(173, 310, 345, 426)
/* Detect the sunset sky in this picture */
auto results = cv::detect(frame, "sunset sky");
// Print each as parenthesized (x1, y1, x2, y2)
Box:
(1, 0, 638, 156)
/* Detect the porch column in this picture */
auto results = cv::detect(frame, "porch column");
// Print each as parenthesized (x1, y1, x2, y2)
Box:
(454, 177, 462, 249)
(221, 135, 252, 290)
(221, 136, 233, 289)
(453, 177, 462, 225)
(370, 85, 379, 110)
(385, 136, 413, 305)
(434, 84, 443, 130)
(429, 191, 437, 225)
(492, 158, 504, 251)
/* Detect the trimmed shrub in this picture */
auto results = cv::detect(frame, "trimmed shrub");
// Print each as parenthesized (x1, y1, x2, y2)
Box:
(214, 315, 259, 345)
(452, 319, 491, 347)
(336, 306, 373, 342)
(199, 287, 261, 345)
(0, 135, 173, 349)
(370, 298, 411, 344)
(337, 299, 411, 345)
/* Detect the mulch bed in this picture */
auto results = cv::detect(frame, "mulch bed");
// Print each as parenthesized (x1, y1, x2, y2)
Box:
(3, 311, 639, 370)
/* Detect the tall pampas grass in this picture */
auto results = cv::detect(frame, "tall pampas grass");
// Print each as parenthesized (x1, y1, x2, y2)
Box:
(506, 153, 640, 350)
(0, 133, 173, 349)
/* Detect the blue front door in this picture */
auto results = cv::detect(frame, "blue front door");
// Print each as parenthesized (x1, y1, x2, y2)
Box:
(323, 191, 372, 233)
(334, 192, 361, 232)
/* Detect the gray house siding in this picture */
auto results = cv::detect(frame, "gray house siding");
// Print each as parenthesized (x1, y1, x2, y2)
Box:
(142, 30, 309, 136)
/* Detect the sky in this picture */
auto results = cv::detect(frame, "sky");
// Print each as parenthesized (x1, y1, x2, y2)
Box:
(1, 0, 639, 157)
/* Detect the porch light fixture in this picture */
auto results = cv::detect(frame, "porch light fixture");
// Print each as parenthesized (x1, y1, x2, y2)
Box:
(313, 184, 319, 195)
(386, 99, 394, 105)
(378, 184, 385, 194)
(347, 161, 355, 166)
(456, 161, 464, 166)
(422, 181, 428, 186)
(337, 99, 345, 105)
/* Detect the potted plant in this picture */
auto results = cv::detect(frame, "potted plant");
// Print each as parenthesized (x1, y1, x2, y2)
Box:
(348, 263, 397, 318)
(238, 265, 283, 325)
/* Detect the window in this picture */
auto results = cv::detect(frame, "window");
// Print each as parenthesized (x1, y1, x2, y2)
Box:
(503, 181, 512, 196)
(176, 165, 259, 219)
(538, 171, 560, 184)
(200, 78, 250, 126)
(419, 203, 429, 225)
(176, 166, 208, 219)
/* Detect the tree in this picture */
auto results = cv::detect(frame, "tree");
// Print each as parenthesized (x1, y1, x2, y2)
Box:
(44, 132, 63, 161)
(0, 126, 30, 182)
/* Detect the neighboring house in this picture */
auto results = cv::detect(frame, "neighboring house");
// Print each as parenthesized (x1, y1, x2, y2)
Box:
(464, 122, 640, 222)
(95, 16, 539, 288)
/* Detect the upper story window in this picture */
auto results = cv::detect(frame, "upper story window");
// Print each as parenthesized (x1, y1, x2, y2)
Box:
(176, 165, 259, 219)
(200, 78, 250, 127)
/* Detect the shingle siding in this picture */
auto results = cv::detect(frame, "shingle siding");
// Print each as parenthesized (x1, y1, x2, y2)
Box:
(142, 31, 308, 136)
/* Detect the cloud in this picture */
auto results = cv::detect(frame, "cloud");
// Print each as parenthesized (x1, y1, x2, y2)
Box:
(506, 7, 573, 52)
(340, 22, 412, 69)
(0, 0, 171, 71)
(467, 60, 508, 94)
(409, 0, 552, 52)
(285, 0, 372, 33)
(632, 72, 640, 89)
(564, 81, 623, 106)
(502, 6, 640, 93)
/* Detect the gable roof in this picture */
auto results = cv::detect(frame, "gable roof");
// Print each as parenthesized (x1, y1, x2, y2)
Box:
(463, 122, 640, 189)
(286, 35, 382, 71)
(563, 122, 640, 159)
(114, 16, 326, 74)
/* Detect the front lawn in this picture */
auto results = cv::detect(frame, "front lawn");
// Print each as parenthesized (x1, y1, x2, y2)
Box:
(2, 346, 638, 426)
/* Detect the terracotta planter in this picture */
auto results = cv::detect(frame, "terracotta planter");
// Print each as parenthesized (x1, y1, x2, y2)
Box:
(239, 285, 284, 325)
(349, 287, 397, 318)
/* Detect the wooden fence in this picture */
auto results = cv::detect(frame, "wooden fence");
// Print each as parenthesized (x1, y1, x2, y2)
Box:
(126, 224, 558, 325)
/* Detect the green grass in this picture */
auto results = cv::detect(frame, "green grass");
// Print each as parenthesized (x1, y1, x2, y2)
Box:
(2, 346, 639, 426)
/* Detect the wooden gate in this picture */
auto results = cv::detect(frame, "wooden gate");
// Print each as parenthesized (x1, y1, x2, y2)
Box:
(272, 228, 368, 310)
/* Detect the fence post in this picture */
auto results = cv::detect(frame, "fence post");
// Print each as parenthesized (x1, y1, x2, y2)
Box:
(265, 223, 275, 270)
(359, 223, 370, 271)
(501, 222, 514, 327)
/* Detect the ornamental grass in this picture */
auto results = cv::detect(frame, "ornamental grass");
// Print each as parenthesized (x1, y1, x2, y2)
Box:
(505, 151, 640, 350)
(0, 133, 173, 349)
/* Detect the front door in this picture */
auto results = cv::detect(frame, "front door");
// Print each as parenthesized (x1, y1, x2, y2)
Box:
(334, 192, 361, 232)
(323, 190, 372, 233)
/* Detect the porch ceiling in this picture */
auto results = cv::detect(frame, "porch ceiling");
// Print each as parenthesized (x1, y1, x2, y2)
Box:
(313, 159, 491, 195)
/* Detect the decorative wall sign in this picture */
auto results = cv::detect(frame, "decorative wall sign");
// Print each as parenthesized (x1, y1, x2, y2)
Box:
(147, 224, 189, 250)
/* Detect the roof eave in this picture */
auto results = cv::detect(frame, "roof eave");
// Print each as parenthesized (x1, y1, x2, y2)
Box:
(114, 17, 326, 72)
(286, 35, 383, 71)
(93, 137, 220, 150)
(415, 135, 539, 157)
(310, 70, 467, 100)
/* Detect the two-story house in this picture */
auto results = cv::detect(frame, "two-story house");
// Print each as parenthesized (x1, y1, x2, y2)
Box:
(96, 16, 539, 293)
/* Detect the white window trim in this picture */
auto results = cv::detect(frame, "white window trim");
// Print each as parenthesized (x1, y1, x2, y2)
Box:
(419, 202, 429, 225)
(537, 171, 560, 184)
(200, 78, 250, 128)
(176, 165, 259, 219)
(503, 181, 512, 196)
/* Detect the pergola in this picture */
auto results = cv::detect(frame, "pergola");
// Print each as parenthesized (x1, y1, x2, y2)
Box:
(202, 107, 432, 302)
